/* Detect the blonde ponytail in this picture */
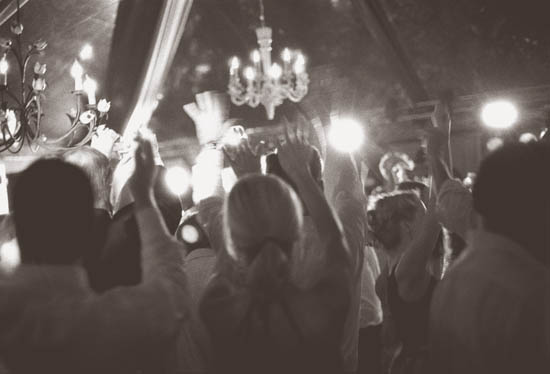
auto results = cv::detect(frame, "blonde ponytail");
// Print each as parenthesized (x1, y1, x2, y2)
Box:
(246, 240, 290, 298)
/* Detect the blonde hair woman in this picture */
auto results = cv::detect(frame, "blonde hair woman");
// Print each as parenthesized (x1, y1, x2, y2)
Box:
(200, 125, 353, 374)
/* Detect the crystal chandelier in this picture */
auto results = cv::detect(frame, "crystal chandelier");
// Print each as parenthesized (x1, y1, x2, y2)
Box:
(227, 0, 309, 120)
(0, 2, 109, 153)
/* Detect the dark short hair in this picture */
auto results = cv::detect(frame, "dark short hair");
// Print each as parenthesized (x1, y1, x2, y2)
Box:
(265, 146, 324, 193)
(473, 142, 549, 263)
(14, 159, 94, 265)
(368, 191, 422, 249)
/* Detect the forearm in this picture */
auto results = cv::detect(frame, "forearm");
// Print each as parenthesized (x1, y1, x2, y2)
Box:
(193, 147, 225, 203)
(330, 153, 364, 203)
(135, 194, 181, 280)
(396, 211, 440, 297)
(291, 170, 350, 265)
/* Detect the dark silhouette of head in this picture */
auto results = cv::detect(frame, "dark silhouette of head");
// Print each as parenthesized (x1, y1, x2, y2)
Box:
(368, 191, 424, 251)
(473, 142, 549, 264)
(14, 159, 94, 265)
(266, 146, 324, 193)
(62, 146, 112, 211)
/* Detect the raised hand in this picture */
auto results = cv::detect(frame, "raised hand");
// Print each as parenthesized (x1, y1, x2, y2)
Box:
(183, 91, 230, 145)
(277, 116, 313, 179)
(129, 132, 158, 204)
(91, 125, 120, 158)
(222, 127, 265, 178)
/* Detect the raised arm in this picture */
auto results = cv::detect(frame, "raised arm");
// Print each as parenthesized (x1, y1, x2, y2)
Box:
(87, 134, 187, 352)
(325, 139, 365, 205)
(129, 134, 185, 281)
(222, 126, 265, 179)
(323, 133, 367, 278)
(428, 103, 453, 193)
(278, 121, 351, 270)
(395, 192, 441, 301)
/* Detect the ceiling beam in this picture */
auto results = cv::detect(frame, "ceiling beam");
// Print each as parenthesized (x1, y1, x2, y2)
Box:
(351, 0, 429, 103)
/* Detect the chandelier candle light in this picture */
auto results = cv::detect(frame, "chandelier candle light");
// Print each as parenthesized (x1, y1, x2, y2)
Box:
(0, 3, 109, 153)
(227, 0, 309, 120)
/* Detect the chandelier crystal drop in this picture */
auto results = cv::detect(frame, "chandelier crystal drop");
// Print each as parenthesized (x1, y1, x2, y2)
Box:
(227, 0, 309, 120)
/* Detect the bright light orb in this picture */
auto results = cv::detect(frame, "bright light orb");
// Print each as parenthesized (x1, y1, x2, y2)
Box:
(244, 66, 255, 81)
(165, 166, 190, 196)
(293, 54, 305, 74)
(79, 44, 93, 60)
(251, 50, 261, 64)
(0, 239, 20, 273)
(481, 100, 518, 129)
(328, 118, 364, 153)
(486, 137, 504, 152)
(82, 75, 97, 93)
(0, 56, 8, 74)
(269, 63, 282, 80)
(181, 224, 200, 244)
(519, 132, 537, 143)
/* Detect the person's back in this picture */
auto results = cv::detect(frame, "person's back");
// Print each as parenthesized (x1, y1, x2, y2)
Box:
(176, 210, 216, 373)
(0, 141, 187, 374)
(201, 134, 353, 374)
(202, 275, 345, 374)
(429, 142, 550, 374)
(267, 145, 366, 373)
(430, 232, 548, 373)
(0, 267, 178, 373)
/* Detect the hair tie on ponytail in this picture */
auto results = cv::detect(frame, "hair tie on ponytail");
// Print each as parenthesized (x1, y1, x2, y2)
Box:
(245, 238, 290, 300)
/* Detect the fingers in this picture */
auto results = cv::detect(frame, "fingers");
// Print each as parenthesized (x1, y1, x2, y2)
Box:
(282, 115, 310, 147)
(183, 103, 200, 121)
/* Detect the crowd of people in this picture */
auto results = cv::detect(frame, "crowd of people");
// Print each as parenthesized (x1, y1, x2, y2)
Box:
(0, 102, 548, 374)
